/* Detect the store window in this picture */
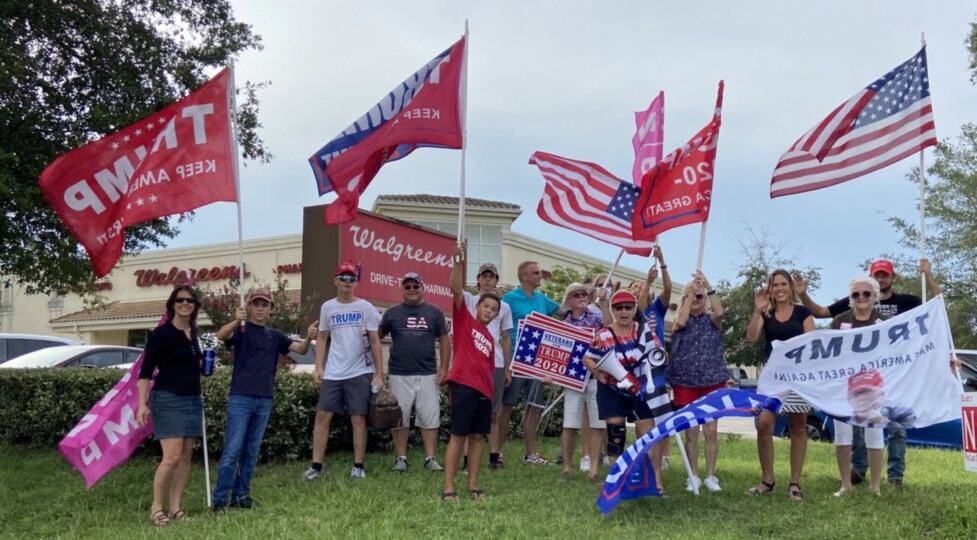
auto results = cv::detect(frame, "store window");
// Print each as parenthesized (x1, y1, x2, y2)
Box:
(412, 221, 502, 282)
(128, 329, 149, 349)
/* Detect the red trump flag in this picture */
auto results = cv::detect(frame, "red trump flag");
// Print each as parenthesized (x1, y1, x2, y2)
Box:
(309, 37, 466, 225)
(39, 69, 237, 277)
(631, 81, 724, 241)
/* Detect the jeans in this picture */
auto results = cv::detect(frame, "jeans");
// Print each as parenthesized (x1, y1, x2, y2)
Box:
(851, 425, 907, 480)
(213, 395, 273, 504)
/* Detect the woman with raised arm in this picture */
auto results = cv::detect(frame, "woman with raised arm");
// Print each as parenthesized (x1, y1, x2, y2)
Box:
(745, 269, 815, 501)
(666, 271, 727, 492)
(442, 240, 501, 502)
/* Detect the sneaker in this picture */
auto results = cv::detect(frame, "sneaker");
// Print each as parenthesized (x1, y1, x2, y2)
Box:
(489, 460, 505, 470)
(211, 503, 227, 514)
(553, 452, 564, 465)
(229, 496, 257, 509)
(603, 456, 612, 467)
(425, 457, 444, 471)
(686, 475, 702, 492)
(392, 456, 408, 473)
(301, 467, 321, 482)
(350, 467, 367, 480)
(661, 456, 671, 470)
(557, 471, 571, 482)
(524, 453, 549, 465)
(704, 476, 722, 492)
(579, 456, 591, 472)
(888, 478, 903, 489)
(851, 470, 865, 485)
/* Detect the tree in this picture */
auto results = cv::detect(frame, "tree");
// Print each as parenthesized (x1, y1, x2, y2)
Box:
(538, 263, 608, 304)
(0, 1, 269, 296)
(716, 228, 821, 368)
(884, 20, 977, 349)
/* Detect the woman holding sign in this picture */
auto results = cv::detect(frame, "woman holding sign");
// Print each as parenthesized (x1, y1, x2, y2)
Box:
(584, 289, 667, 494)
(745, 269, 815, 501)
(829, 276, 886, 497)
(442, 241, 501, 502)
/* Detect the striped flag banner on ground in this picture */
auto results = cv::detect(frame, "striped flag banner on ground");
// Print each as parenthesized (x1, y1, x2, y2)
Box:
(770, 46, 937, 198)
(529, 151, 654, 255)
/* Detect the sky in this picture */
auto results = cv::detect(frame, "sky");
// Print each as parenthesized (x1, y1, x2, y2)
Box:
(164, 0, 977, 300)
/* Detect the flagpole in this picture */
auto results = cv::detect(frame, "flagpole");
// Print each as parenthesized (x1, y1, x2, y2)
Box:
(696, 221, 708, 271)
(603, 249, 625, 294)
(456, 21, 470, 254)
(919, 32, 928, 301)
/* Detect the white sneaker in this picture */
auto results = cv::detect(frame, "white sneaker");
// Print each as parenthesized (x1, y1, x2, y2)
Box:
(603, 456, 612, 466)
(424, 457, 444, 471)
(661, 456, 671, 470)
(579, 456, 591, 472)
(704, 476, 722, 492)
(686, 476, 702, 492)
(350, 467, 366, 480)
(392, 456, 408, 473)
(301, 467, 321, 482)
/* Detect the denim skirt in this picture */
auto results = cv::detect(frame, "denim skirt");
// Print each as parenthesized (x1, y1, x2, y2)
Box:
(150, 390, 203, 439)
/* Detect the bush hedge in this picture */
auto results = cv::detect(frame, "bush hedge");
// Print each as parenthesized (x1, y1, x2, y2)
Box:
(0, 368, 563, 462)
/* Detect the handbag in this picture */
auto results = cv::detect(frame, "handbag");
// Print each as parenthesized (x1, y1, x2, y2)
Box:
(367, 387, 404, 430)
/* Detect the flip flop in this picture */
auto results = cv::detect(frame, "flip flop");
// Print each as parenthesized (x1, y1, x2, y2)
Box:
(441, 491, 459, 502)
(470, 489, 487, 500)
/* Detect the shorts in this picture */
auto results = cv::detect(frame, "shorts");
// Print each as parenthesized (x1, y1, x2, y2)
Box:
(779, 391, 812, 415)
(150, 390, 203, 439)
(595, 383, 654, 422)
(318, 373, 372, 415)
(834, 422, 884, 449)
(492, 368, 505, 414)
(672, 382, 727, 407)
(563, 379, 605, 429)
(389, 374, 440, 429)
(502, 376, 545, 408)
(449, 382, 492, 436)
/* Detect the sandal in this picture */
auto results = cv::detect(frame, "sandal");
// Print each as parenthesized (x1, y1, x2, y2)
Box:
(441, 491, 459, 502)
(169, 510, 192, 522)
(151, 510, 171, 527)
(788, 482, 803, 501)
(746, 480, 775, 495)
(658, 489, 670, 499)
(470, 489, 487, 500)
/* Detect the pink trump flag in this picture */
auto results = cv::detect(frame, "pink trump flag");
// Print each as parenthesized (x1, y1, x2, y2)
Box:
(632, 91, 665, 188)
(59, 317, 165, 488)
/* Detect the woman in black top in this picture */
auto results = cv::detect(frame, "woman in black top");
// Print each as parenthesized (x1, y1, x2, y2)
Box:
(136, 285, 204, 526)
(745, 269, 814, 501)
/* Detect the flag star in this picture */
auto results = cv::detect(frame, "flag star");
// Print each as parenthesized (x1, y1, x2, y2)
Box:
(126, 204, 131, 210)
(158, 116, 167, 124)
(528, 343, 537, 351)
(136, 198, 145, 206)
(886, 108, 893, 114)
(111, 142, 119, 150)
(870, 113, 878, 120)
(135, 129, 142, 136)
(568, 368, 577, 377)
(147, 122, 155, 129)
(532, 331, 541, 339)
(123, 135, 130, 142)
(149, 195, 158, 203)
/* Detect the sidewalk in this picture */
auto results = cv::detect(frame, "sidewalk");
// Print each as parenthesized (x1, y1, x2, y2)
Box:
(717, 416, 757, 439)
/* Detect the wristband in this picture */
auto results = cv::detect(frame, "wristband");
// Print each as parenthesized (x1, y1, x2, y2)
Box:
(707, 290, 716, 296)
(659, 264, 667, 269)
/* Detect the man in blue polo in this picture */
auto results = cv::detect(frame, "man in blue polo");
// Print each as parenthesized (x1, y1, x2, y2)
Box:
(499, 260, 561, 465)
(212, 288, 318, 512)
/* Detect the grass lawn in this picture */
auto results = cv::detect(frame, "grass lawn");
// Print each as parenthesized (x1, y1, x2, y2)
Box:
(1, 434, 975, 539)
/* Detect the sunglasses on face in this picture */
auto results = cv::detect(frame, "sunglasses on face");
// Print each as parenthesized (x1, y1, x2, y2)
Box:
(612, 303, 635, 311)
(173, 297, 197, 305)
(569, 291, 588, 299)
(694, 294, 705, 300)
(337, 274, 358, 283)
(851, 291, 873, 300)
(403, 284, 422, 291)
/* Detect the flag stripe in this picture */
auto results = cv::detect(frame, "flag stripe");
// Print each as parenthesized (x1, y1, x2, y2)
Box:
(531, 152, 654, 255)
(798, 92, 873, 158)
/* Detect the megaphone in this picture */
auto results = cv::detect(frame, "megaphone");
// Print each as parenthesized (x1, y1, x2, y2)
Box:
(595, 351, 639, 394)
(641, 346, 667, 368)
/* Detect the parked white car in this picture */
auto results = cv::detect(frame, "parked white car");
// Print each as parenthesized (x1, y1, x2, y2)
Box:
(0, 345, 142, 369)
(0, 333, 82, 364)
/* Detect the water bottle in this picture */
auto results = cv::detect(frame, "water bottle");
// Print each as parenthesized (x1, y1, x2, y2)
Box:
(371, 383, 381, 394)
(203, 348, 215, 376)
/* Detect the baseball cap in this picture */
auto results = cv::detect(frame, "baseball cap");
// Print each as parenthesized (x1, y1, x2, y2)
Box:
(610, 290, 637, 306)
(248, 288, 274, 305)
(335, 262, 357, 276)
(869, 259, 895, 276)
(848, 369, 883, 393)
(478, 263, 499, 277)
(402, 272, 423, 285)
(562, 282, 589, 304)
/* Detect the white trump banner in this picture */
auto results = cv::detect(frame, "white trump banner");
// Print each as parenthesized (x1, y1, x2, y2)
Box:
(759, 296, 960, 429)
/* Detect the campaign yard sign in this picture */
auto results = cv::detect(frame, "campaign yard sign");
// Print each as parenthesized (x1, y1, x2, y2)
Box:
(964, 392, 977, 473)
(511, 312, 595, 391)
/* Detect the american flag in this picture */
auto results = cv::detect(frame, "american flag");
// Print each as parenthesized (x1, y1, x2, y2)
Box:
(529, 151, 654, 255)
(770, 46, 937, 198)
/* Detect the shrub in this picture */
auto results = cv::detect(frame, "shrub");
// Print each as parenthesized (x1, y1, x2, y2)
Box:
(0, 368, 560, 461)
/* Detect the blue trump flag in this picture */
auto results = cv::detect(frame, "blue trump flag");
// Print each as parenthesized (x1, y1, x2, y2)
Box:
(596, 388, 780, 514)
